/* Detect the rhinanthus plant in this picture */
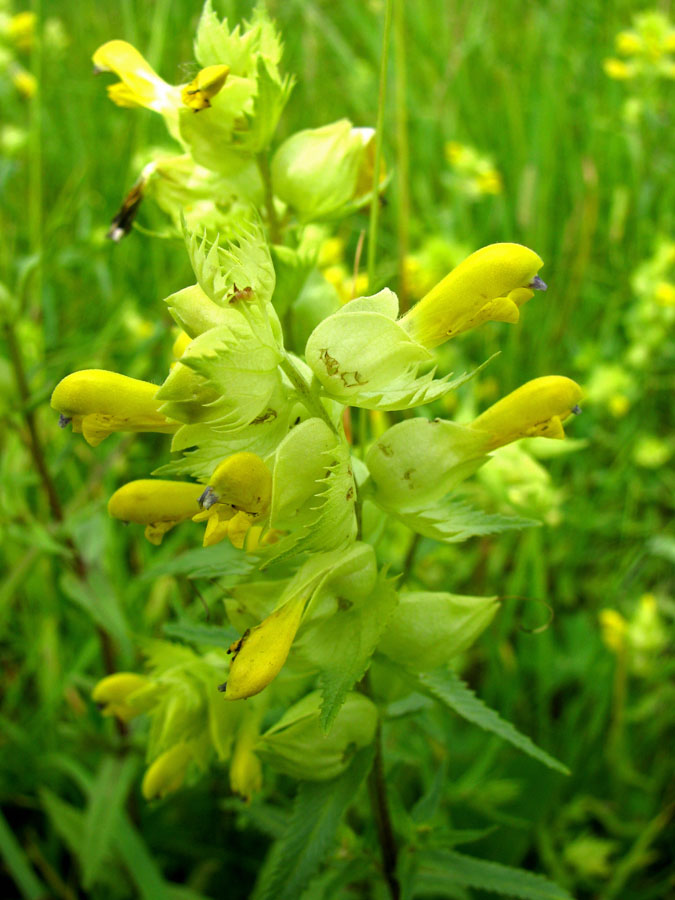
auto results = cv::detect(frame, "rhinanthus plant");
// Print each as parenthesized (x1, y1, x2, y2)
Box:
(51, 4, 583, 897)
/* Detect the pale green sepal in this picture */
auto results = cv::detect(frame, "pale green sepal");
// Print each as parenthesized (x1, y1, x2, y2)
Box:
(185, 218, 276, 310)
(156, 316, 282, 429)
(378, 592, 499, 672)
(231, 57, 294, 153)
(270, 418, 339, 526)
(333, 287, 399, 319)
(194, 1, 283, 80)
(257, 691, 377, 780)
(164, 283, 231, 338)
(366, 417, 490, 511)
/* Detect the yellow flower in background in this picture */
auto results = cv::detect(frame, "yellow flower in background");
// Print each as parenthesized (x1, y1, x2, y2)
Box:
(604, 58, 634, 80)
(10, 65, 37, 98)
(180, 64, 230, 112)
(444, 141, 503, 197)
(193, 453, 272, 548)
(91, 672, 150, 721)
(142, 744, 192, 800)
(616, 31, 643, 56)
(221, 594, 307, 700)
(599, 609, 628, 654)
(6, 11, 36, 51)
(171, 329, 192, 359)
(399, 243, 546, 348)
(51, 369, 178, 446)
(654, 281, 675, 306)
(108, 479, 204, 545)
(471, 376, 583, 450)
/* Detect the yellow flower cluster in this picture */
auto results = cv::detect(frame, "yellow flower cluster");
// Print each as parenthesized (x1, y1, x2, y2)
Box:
(604, 11, 675, 81)
(444, 141, 503, 197)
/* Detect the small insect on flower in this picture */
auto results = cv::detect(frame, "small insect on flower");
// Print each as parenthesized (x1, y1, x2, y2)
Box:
(180, 65, 230, 112)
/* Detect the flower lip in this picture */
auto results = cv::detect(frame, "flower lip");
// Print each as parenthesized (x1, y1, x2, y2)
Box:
(529, 275, 548, 291)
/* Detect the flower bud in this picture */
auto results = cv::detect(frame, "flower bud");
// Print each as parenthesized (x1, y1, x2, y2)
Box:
(471, 376, 583, 450)
(108, 480, 203, 545)
(51, 369, 178, 446)
(378, 592, 499, 671)
(257, 691, 377, 780)
(91, 672, 150, 721)
(399, 243, 545, 348)
(142, 744, 192, 800)
(271, 119, 375, 220)
(181, 65, 230, 111)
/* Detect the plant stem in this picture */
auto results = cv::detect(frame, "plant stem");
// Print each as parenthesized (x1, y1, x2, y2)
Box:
(361, 672, 400, 900)
(280, 353, 339, 436)
(366, 0, 394, 290)
(257, 153, 282, 245)
(4, 319, 120, 685)
(393, 0, 411, 312)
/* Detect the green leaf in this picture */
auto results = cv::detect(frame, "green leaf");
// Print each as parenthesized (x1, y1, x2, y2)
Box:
(82, 755, 138, 889)
(233, 57, 294, 153)
(114, 815, 173, 900)
(141, 543, 255, 581)
(299, 570, 399, 730)
(253, 745, 374, 900)
(418, 669, 570, 775)
(0, 809, 46, 900)
(395, 498, 539, 544)
(60, 572, 131, 655)
(162, 620, 239, 649)
(39, 788, 86, 859)
(411, 849, 574, 900)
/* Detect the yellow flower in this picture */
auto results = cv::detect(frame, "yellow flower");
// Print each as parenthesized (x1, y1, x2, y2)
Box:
(7, 12, 36, 52)
(93, 41, 228, 117)
(142, 744, 192, 800)
(616, 31, 642, 56)
(171, 330, 192, 359)
(399, 243, 545, 348)
(475, 168, 503, 195)
(93, 41, 180, 113)
(91, 672, 150, 721)
(655, 281, 675, 306)
(318, 236, 345, 268)
(11, 66, 37, 99)
(192, 453, 272, 549)
(51, 369, 178, 446)
(221, 594, 306, 700)
(471, 376, 583, 450)
(180, 64, 230, 112)
(608, 393, 630, 418)
(108, 480, 204, 545)
(603, 58, 634, 80)
(599, 609, 628, 654)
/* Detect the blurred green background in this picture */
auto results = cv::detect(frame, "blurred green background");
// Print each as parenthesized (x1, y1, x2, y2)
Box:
(1, 0, 673, 898)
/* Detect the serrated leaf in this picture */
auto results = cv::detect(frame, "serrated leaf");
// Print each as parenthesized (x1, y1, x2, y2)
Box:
(141, 543, 255, 581)
(412, 849, 574, 900)
(233, 57, 294, 153)
(252, 746, 374, 900)
(162, 621, 239, 649)
(195, 1, 283, 78)
(298, 571, 399, 730)
(395, 498, 539, 544)
(418, 669, 569, 775)
(82, 756, 138, 889)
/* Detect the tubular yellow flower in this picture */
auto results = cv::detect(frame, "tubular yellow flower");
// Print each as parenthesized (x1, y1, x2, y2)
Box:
(92, 40, 181, 114)
(51, 369, 178, 446)
(221, 594, 306, 700)
(92, 672, 150, 722)
(398, 243, 546, 348)
(471, 376, 583, 450)
(108, 480, 204, 545)
(181, 65, 230, 111)
(192, 453, 272, 549)
(142, 744, 192, 801)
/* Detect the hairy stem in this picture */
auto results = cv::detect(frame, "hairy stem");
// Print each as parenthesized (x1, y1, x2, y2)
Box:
(366, 0, 394, 290)
(257, 153, 282, 245)
(280, 353, 339, 436)
(361, 674, 400, 900)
